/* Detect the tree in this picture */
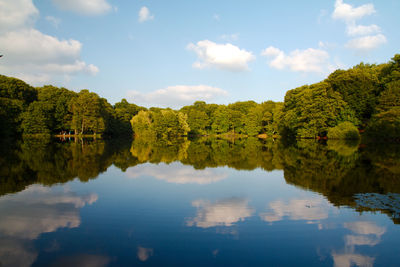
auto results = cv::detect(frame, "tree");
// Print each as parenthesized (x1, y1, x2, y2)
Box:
(244, 105, 263, 136)
(114, 99, 146, 135)
(0, 75, 37, 136)
(280, 82, 352, 138)
(70, 90, 106, 135)
(211, 105, 229, 134)
(327, 64, 381, 122)
(21, 102, 52, 135)
(365, 80, 400, 139)
(36, 85, 77, 132)
(131, 110, 154, 137)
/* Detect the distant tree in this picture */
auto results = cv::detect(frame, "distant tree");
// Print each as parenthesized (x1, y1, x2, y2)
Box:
(0, 75, 37, 136)
(70, 90, 106, 134)
(326, 64, 381, 122)
(280, 82, 352, 138)
(365, 80, 400, 139)
(21, 102, 52, 135)
(36, 85, 77, 132)
(211, 105, 229, 134)
(114, 99, 146, 135)
(131, 110, 154, 137)
(244, 105, 263, 136)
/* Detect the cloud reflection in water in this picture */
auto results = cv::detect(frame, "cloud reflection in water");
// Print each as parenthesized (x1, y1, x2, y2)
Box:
(186, 197, 254, 228)
(0, 185, 98, 267)
(127, 162, 228, 185)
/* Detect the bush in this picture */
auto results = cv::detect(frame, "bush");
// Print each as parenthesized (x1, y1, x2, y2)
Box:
(327, 122, 360, 140)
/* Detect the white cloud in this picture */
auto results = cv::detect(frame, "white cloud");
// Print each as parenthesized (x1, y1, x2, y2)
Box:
(259, 197, 331, 223)
(345, 34, 387, 52)
(346, 24, 380, 36)
(138, 6, 154, 23)
(261, 46, 332, 73)
(0, 29, 99, 84)
(127, 85, 228, 108)
(0, 0, 99, 85)
(331, 0, 386, 52)
(45, 15, 61, 28)
(51, 0, 111, 16)
(0, 0, 38, 32)
(187, 40, 255, 71)
(332, 0, 375, 22)
(126, 163, 228, 185)
(186, 198, 254, 228)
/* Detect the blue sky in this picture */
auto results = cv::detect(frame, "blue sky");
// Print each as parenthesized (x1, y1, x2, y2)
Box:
(0, 0, 399, 107)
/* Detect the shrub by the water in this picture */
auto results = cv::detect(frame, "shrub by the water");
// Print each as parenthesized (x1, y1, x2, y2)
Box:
(327, 122, 360, 140)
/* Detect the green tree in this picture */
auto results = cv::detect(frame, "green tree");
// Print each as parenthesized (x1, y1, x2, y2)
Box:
(211, 105, 229, 134)
(21, 102, 52, 135)
(280, 82, 351, 138)
(244, 105, 263, 136)
(327, 64, 381, 122)
(131, 110, 154, 137)
(114, 99, 146, 135)
(0, 75, 37, 136)
(70, 90, 106, 135)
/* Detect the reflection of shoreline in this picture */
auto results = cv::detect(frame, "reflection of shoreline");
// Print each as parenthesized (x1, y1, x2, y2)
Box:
(2, 137, 400, 226)
(354, 193, 400, 223)
(0, 185, 98, 267)
(126, 162, 228, 185)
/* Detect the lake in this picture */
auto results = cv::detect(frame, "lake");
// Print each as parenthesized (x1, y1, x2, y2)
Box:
(1, 137, 399, 266)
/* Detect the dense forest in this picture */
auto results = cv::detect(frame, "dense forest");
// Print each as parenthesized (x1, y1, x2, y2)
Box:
(1, 54, 399, 140)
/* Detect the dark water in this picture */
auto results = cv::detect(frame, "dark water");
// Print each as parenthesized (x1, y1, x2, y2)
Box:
(1, 137, 400, 266)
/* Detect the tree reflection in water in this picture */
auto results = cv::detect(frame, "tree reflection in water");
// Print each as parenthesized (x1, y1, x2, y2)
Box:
(1, 136, 399, 223)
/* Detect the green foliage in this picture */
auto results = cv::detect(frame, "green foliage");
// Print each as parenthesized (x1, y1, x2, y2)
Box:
(131, 110, 155, 137)
(364, 58, 400, 140)
(244, 105, 263, 136)
(131, 109, 190, 138)
(280, 82, 350, 138)
(211, 105, 229, 134)
(36, 85, 77, 132)
(21, 102, 52, 135)
(0, 75, 37, 105)
(113, 99, 146, 135)
(70, 90, 107, 134)
(327, 121, 360, 140)
(0, 75, 37, 136)
(326, 63, 381, 122)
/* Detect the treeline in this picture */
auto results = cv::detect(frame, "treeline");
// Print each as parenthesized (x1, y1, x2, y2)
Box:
(0, 77, 146, 137)
(130, 54, 400, 140)
(280, 54, 400, 140)
(131, 100, 282, 138)
(1, 54, 399, 139)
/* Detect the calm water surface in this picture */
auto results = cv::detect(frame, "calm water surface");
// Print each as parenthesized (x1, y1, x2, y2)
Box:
(0, 138, 399, 266)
